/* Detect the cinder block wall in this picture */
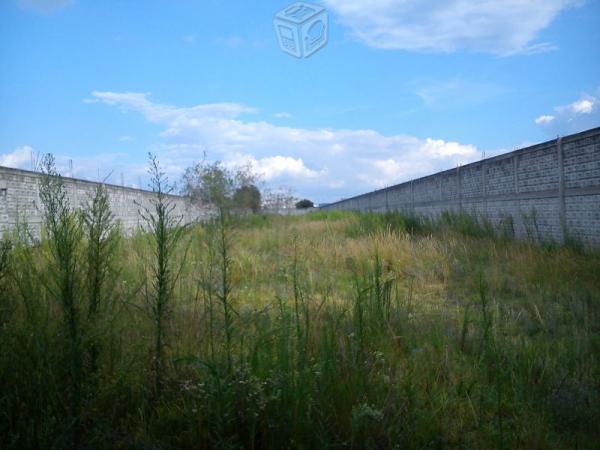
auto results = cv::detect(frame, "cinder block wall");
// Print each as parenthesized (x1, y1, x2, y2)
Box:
(0, 167, 213, 238)
(322, 127, 600, 246)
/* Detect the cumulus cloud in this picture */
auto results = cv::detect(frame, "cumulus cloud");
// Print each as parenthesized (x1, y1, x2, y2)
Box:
(358, 138, 478, 188)
(253, 156, 324, 181)
(230, 155, 326, 181)
(89, 91, 479, 202)
(535, 87, 600, 135)
(0, 146, 34, 169)
(323, 0, 580, 55)
(571, 99, 594, 114)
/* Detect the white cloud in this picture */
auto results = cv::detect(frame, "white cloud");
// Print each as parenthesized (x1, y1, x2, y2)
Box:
(119, 135, 135, 142)
(363, 159, 417, 188)
(231, 155, 326, 181)
(89, 91, 480, 202)
(517, 42, 559, 55)
(536, 88, 599, 135)
(358, 138, 478, 188)
(88, 91, 258, 123)
(17, 0, 73, 13)
(0, 146, 34, 169)
(535, 115, 555, 125)
(274, 112, 293, 119)
(324, 0, 580, 55)
(422, 138, 476, 157)
(257, 156, 324, 181)
(571, 99, 594, 114)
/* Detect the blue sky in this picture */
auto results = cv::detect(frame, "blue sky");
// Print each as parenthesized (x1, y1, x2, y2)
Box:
(1, 0, 599, 203)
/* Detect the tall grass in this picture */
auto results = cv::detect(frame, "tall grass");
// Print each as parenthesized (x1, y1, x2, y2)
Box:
(81, 183, 120, 376)
(0, 177, 598, 448)
(216, 211, 234, 371)
(0, 239, 12, 327)
(139, 154, 187, 400)
(38, 154, 86, 447)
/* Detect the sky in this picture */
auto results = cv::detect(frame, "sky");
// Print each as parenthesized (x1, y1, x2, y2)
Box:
(0, 0, 599, 203)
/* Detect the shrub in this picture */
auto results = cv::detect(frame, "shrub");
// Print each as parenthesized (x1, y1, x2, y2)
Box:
(295, 199, 314, 209)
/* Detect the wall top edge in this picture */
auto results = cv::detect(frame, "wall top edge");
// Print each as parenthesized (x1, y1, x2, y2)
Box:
(323, 126, 600, 208)
(0, 165, 189, 200)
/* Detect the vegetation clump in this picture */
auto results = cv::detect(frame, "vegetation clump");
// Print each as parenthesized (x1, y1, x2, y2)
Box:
(295, 198, 314, 209)
(181, 158, 261, 212)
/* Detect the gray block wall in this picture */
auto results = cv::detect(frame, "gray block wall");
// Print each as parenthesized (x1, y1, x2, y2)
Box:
(0, 167, 213, 239)
(322, 127, 600, 246)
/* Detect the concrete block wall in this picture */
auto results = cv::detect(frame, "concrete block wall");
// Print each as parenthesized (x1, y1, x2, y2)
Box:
(0, 167, 213, 239)
(322, 127, 600, 246)
(262, 207, 318, 216)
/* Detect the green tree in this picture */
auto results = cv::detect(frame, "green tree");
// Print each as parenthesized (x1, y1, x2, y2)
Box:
(181, 158, 261, 212)
(295, 199, 314, 209)
(233, 185, 261, 212)
(182, 160, 233, 208)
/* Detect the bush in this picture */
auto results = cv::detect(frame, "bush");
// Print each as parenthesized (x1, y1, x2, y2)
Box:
(233, 185, 262, 212)
(295, 199, 314, 209)
(344, 211, 430, 238)
(438, 210, 496, 239)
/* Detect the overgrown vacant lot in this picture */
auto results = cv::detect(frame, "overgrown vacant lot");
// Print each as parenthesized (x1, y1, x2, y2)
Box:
(1, 209, 599, 449)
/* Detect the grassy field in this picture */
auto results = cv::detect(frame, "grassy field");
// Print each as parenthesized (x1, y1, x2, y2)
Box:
(1, 196, 599, 448)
